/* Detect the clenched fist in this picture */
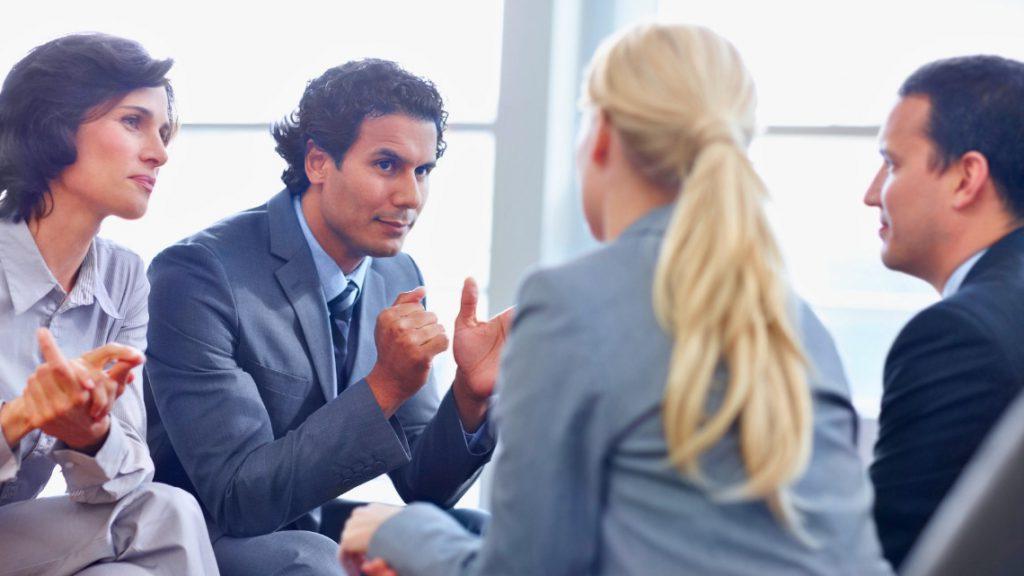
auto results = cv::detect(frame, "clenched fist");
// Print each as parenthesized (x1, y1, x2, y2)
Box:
(365, 287, 448, 417)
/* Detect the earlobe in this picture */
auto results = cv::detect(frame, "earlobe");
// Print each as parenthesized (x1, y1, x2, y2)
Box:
(952, 151, 990, 210)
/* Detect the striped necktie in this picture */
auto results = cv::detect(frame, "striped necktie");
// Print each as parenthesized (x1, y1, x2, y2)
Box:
(327, 280, 359, 391)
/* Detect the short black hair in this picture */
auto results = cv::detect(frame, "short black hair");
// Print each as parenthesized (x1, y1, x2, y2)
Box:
(272, 58, 447, 195)
(0, 33, 176, 222)
(900, 55, 1024, 219)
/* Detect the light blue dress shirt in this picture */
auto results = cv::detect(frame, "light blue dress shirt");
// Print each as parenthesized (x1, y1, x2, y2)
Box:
(0, 219, 153, 506)
(942, 249, 987, 299)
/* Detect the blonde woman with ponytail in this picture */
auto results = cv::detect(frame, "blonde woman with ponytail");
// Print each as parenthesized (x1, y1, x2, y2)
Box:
(340, 23, 892, 576)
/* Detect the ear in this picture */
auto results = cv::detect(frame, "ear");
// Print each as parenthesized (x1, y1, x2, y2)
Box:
(589, 111, 613, 167)
(304, 140, 333, 185)
(951, 151, 991, 211)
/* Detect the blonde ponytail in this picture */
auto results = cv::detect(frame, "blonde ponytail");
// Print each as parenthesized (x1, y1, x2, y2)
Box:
(586, 23, 813, 532)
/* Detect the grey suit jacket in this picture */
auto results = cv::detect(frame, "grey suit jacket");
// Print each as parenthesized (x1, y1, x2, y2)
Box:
(144, 189, 492, 538)
(369, 205, 891, 575)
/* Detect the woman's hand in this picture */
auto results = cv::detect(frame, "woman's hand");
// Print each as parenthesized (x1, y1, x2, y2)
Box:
(0, 329, 143, 453)
(339, 503, 403, 576)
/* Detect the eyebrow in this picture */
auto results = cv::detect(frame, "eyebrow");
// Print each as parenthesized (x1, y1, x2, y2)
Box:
(375, 147, 436, 171)
(117, 104, 172, 133)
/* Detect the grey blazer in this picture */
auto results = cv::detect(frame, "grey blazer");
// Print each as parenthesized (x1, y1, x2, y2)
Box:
(369, 205, 892, 575)
(144, 190, 492, 538)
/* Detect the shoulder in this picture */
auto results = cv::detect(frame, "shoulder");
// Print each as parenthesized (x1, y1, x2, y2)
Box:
(92, 236, 147, 293)
(150, 202, 271, 277)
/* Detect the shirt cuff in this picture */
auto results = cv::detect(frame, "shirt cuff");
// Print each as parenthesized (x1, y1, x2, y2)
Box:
(51, 416, 129, 496)
(0, 401, 22, 482)
(462, 420, 494, 456)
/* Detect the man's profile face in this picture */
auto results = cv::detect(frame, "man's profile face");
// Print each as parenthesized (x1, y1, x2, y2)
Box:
(863, 95, 958, 280)
(312, 113, 437, 271)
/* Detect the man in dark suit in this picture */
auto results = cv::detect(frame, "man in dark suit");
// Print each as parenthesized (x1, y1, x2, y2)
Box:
(864, 55, 1024, 570)
(144, 59, 509, 575)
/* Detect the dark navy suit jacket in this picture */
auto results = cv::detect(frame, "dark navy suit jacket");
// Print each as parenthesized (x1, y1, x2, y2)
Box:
(144, 190, 492, 538)
(871, 227, 1024, 569)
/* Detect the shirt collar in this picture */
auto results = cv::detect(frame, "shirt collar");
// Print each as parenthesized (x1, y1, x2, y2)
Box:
(292, 194, 371, 301)
(942, 248, 988, 299)
(0, 219, 121, 318)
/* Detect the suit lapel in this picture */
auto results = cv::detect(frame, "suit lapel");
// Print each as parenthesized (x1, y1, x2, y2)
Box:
(347, 266, 384, 388)
(268, 190, 337, 403)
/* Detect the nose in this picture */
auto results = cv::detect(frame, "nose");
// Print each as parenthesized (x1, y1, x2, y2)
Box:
(864, 164, 885, 207)
(142, 133, 169, 168)
(392, 171, 424, 210)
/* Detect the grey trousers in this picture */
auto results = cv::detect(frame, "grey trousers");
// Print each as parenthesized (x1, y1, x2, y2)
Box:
(212, 530, 343, 576)
(0, 482, 219, 575)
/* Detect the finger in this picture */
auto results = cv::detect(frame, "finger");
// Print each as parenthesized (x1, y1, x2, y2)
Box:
(361, 558, 397, 576)
(421, 331, 450, 356)
(36, 328, 67, 366)
(106, 361, 137, 388)
(409, 323, 446, 346)
(396, 311, 439, 330)
(89, 373, 111, 420)
(390, 303, 434, 319)
(495, 306, 515, 330)
(37, 329, 77, 385)
(80, 343, 143, 369)
(391, 287, 426, 307)
(456, 277, 479, 326)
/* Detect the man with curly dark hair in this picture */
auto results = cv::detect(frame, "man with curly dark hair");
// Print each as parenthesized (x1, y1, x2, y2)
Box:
(144, 59, 507, 575)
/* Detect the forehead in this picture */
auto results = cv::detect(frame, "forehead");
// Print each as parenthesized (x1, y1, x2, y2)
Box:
(349, 113, 438, 161)
(105, 86, 171, 123)
(880, 95, 932, 148)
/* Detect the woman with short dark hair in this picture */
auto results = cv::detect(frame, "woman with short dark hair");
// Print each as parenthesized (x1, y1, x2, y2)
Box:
(0, 33, 218, 575)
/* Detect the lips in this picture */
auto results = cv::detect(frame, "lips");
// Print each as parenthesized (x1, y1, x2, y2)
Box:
(376, 218, 411, 230)
(130, 175, 156, 192)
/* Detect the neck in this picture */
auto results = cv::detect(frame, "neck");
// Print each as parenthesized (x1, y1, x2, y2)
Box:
(28, 195, 102, 293)
(931, 218, 1020, 293)
(601, 173, 674, 241)
(300, 187, 362, 274)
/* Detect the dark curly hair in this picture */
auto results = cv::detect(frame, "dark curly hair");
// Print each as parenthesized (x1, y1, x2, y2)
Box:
(900, 55, 1024, 220)
(0, 33, 177, 222)
(272, 58, 447, 195)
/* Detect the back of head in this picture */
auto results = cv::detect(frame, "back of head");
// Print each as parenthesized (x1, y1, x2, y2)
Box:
(585, 23, 811, 534)
(272, 58, 448, 195)
(899, 55, 1024, 221)
(0, 33, 176, 222)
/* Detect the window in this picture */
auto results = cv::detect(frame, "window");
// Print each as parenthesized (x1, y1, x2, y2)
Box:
(3, 0, 505, 505)
(657, 0, 1024, 415)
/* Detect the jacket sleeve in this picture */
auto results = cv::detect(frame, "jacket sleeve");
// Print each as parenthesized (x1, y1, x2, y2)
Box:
(369, 269, 607, 575)
(870, 302, 1019, 569)
(385, 253, 494, 506)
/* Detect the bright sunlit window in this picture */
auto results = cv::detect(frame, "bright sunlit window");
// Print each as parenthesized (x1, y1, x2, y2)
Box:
(659, 0, 1024, 416)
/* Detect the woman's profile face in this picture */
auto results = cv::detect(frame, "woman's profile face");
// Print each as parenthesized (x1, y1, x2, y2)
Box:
(49, 86, 170, 222)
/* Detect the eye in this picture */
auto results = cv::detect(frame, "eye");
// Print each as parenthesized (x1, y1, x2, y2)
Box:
(414, 165, 433, 178)
(375, 159, 395, 172)
(121, 115, 142, 130)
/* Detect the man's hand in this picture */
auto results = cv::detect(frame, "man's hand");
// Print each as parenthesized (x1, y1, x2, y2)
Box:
(452, 277, 513, 431)
(0, 329, 142, 453)
(339, 503, 403, 576)
(366, 288, 449, 417)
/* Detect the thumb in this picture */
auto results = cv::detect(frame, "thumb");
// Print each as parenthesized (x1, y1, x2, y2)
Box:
(392, 286, 426, 307)
(456, 277, 479, 325)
